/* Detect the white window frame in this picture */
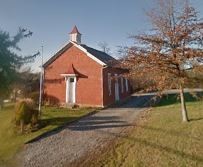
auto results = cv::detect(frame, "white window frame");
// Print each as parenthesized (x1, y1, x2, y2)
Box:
(125, 78, 128, 92)
(121, 77, 124, 93)
(115, 74, 120, 101)
(108, 73, 112, 96)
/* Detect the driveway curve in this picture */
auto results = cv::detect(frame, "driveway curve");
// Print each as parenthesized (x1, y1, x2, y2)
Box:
(21, 94, 153, 167)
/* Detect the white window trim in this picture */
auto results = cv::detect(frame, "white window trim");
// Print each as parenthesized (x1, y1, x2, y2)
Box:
(125, 78, 128, 92)
(115, 74, 120, 101)
(121, 77, 124, 93)
(108, 73, 112, 96)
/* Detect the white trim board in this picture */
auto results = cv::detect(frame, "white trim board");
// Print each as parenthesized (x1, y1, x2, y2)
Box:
(60, 74, 78, 77)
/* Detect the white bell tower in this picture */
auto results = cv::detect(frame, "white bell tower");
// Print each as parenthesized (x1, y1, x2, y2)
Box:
(69, 25, 82, 44)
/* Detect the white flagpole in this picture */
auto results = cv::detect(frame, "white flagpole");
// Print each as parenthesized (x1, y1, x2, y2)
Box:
(39, 46, 44, 116)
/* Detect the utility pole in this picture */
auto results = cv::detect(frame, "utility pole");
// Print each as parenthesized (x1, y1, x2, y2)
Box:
(38, 45, 44, 116)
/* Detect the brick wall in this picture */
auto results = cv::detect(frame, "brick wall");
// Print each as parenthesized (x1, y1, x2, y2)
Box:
(44, 44, 103, 106)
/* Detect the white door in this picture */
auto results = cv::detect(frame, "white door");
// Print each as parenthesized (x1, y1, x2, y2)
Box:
(115, 76, 120, 101)
(66, 77, 76, 104)
(68, 78, 74, 103)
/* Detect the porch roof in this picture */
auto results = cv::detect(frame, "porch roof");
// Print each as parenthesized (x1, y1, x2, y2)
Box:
(60, 64, 78, 77)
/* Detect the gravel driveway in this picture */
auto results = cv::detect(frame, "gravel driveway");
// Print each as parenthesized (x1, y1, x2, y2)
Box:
(20, 94, 153, 167)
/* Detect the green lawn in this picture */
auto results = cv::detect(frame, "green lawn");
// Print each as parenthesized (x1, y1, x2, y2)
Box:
(88, 95, 203, 167)
(0, 104, 95, 166)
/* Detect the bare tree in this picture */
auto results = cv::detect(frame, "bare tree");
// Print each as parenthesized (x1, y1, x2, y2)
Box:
(123, 0, 203, 122)
(98, 41, 111, 54)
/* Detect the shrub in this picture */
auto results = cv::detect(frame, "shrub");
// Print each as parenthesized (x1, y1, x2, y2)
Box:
(0, 97, 3, 110)
(28, 91, 39, 104)
(31, 109, 39, 125)
(15, 99, 39, 133)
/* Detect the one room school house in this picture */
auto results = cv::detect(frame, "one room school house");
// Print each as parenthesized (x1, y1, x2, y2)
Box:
(43, 26, 131, 107)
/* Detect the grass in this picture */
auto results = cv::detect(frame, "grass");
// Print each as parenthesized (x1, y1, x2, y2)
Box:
(88, 94, 203, 167)
(0, 104, 95, 166)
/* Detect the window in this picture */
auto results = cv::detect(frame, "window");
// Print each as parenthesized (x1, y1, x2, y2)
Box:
(121, 77, 124, 93)
(125, 78, 128, 92)
(70, 78, 74, 82)
(108, 73, 112, 96)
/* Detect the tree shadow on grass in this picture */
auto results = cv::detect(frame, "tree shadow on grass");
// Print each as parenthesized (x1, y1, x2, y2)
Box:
(27, 116, 79, 143)
(135, 125, 203, 141)
(65, 115, 130, 131)
(39, 116, 78, 128)
(189, 118, 203, 122)
(100, 130, 203, 163)
(39, 116, 129, 131)
(27, 115, 130, 143)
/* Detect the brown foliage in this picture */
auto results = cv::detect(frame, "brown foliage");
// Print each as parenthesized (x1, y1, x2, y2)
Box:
(15, 99, 39, 133)
(120, 0, 203, 122)
(123, 0, 203, 92)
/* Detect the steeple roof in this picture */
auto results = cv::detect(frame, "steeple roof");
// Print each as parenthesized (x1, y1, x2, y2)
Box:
(69, 25, 81, 34)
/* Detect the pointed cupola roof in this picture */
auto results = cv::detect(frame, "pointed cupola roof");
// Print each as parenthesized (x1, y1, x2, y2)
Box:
(69, 25, 81, 35)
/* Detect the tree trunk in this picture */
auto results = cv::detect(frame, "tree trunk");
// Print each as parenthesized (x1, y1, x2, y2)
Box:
(179, 85, 189, 122)
(0, 98, 3, 110)
(20, 120, 24, 133)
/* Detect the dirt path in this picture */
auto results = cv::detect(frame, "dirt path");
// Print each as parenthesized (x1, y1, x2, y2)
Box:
(21, 94, 153, 167)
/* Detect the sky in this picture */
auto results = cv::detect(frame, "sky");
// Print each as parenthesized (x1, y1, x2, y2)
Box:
(0, 0, 203, 72)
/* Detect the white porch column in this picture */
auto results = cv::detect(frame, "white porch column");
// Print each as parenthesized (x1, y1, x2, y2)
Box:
(65, 77, 69, 103)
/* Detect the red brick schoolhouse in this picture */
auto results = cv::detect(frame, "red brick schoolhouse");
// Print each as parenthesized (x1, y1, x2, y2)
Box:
(43, 26, 131, 107)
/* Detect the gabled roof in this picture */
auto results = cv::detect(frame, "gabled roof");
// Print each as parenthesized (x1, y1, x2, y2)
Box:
(69, 25, 81, 34)
(80, 44, 117, 65)
(43, 41, 117, 68)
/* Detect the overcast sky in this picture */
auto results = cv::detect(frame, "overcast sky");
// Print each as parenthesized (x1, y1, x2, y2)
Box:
(1, 0, 203, 71)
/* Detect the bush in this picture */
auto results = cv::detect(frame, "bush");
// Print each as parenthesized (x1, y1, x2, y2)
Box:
(0, 97, 3, 110)
(15, 99, 39, 133)
(28, 91, 39, 104)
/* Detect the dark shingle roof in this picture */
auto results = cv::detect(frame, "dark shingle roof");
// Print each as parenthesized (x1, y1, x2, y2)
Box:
(80, 44, 117, 65)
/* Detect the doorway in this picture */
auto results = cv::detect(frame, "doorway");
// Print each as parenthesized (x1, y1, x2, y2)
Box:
(66, 77, 76, 104)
